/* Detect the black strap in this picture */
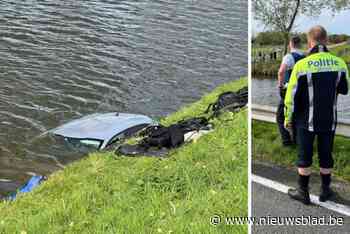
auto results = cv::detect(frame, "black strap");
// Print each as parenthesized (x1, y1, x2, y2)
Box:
(204, 103, 214, 114)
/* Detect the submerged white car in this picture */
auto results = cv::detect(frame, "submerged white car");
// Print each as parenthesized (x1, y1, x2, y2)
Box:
(50, 113, 155, 150)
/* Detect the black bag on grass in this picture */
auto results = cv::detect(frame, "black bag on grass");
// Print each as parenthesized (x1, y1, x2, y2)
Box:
(144, 125, 184, 148)
(141, 117, 209, 148)
(205, 86, 248, 117)
(115, 125, 182, 157)
(116, 117, 210, 157)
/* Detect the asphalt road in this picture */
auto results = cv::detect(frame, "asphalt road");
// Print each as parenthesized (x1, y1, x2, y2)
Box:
(252, 182, 350, 233)
(252, 162, 350, 233)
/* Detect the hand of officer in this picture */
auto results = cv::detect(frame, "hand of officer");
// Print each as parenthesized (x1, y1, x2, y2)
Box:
(277, 82, 284, 89)
(284, 122, 294, 139)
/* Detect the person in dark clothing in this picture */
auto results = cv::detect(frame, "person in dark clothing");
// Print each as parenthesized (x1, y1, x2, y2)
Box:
(277, 36, 305, 146)
(284, 26, 349, 204)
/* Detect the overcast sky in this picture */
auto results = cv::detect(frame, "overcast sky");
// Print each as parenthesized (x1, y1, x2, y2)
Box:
(253, 9, 350, 36)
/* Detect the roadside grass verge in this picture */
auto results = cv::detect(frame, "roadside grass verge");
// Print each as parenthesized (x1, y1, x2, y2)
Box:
(0, 78, 248, 234)
(253, 120, 350, 181)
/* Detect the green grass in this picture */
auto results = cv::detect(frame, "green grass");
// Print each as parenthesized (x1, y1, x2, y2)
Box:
(253, 120, 350, 181)
(0, 78, 248, 234)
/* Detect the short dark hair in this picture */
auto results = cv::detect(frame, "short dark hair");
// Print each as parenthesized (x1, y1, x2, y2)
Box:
(290, 36, 302, 48)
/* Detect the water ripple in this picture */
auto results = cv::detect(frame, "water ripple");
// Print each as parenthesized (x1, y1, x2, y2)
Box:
(0, 0, 247, 195)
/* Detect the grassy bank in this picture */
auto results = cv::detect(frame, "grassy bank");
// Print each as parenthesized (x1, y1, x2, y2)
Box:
(253, 120, 350, 181)
(0, 78, 248, 234)
(252, 62, 280, 77)
(252, 44, 350, 77)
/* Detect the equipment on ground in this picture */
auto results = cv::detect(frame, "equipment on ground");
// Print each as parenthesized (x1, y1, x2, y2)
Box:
(205, 86, 248, 118)
(6, 175, 46, 201)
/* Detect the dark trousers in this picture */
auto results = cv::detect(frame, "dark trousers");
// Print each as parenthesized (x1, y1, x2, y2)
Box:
(296, 128, 335, 168)
(276, 88, 295, 144)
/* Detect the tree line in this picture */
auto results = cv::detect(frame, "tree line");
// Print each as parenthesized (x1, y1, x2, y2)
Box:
(253, 0, 350, 53)
(253, 31, 350, 46)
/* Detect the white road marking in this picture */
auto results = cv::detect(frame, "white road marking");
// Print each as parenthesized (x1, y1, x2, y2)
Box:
(0, 179, 11, 182)
(252, 174, 350, 217)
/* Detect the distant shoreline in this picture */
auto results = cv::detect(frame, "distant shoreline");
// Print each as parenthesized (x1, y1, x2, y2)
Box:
(252, 42, 350, 77)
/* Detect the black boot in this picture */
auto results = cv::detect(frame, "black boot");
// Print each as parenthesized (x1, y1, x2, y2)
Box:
(288, 188, 311, 205)
(319, 187, 334, 202)
(288, 174, 311, 205)
(319, 173, 334, 202)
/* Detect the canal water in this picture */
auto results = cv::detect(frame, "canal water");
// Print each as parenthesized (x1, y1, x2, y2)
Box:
(252, 77, 350, 119)
(0, 0, 247, 195)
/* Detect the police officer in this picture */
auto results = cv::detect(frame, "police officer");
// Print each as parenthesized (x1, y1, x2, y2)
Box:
(284, 25, 349, 204)
(277, 36, 305, 146)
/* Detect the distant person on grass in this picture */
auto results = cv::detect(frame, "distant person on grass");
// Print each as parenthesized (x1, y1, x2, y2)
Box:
(277, 36, 305, 146)
(284, 26, 349, 204)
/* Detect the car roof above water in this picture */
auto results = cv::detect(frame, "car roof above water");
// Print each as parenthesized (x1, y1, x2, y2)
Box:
(51, 113, 153, 146)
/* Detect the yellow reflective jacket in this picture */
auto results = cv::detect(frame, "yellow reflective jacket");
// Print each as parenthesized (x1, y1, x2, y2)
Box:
(284, 45, 349, 132)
